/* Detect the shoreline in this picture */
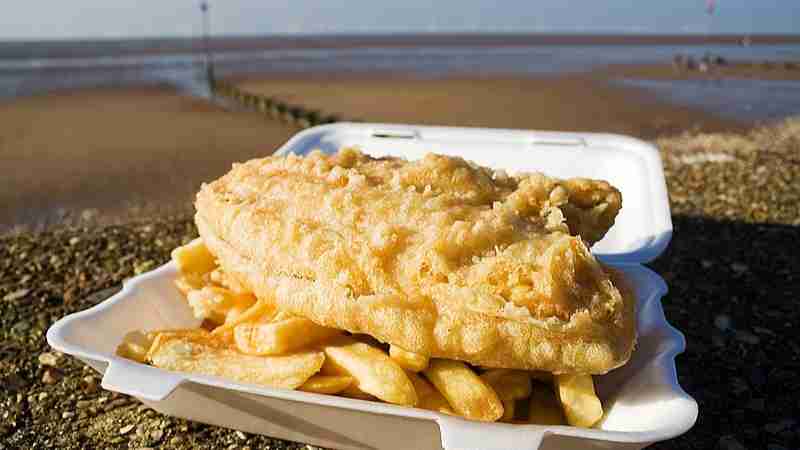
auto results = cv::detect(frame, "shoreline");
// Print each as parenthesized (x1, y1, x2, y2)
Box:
(6, 33, 800, 57)
(601, 62, 800, 81)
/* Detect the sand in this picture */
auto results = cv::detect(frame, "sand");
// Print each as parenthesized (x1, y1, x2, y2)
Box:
(1, 73, 744, 233)
(234, 73, 741, 137)
(0, 87, 296, 232)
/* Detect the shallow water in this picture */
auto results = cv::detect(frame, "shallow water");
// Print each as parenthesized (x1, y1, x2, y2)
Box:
(618, 77, 800, 122)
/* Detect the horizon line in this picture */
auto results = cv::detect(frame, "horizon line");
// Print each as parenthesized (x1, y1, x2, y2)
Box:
(2, 31, 800, 44)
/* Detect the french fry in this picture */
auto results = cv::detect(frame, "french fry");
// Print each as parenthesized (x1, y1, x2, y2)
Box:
(554, 374, 603, 427)
(211, 298, 274, 335)
(480, 369, 532, 401)
(145, 328, 213, 357)
(389, 345, 429, 372)
(299, 375, 353, 394)
(224, 303, 252, 325)
(115, 330, 153, 363)
(322, 335, 417, 406)
(186, 286, 257, 325)
(319, 359, 377, 400)
(479, 369, 530, 421)
(528, 385, 566, 425)
(174, 273, 205, 296)
(147, 330, 324, 389)
(234, 317, 340, 356)
(407, 372, 453, 414)
(171, 238, 216, 275)
(424, 359, 503, 422)
(339, 383, 377, 400)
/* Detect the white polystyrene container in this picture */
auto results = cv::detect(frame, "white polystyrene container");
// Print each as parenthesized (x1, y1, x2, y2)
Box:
(47, 123, 696, 450)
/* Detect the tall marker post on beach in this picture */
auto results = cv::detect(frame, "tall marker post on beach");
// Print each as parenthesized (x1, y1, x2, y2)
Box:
(200, 1, 215, 89)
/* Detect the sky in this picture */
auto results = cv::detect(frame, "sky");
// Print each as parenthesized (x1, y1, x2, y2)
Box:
(1, 0, 798, 40)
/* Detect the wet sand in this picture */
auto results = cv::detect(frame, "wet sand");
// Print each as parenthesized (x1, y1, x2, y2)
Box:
(0, 87, 296, 232)
(235, 73, 742, 137)
(1, 72, 745, 233)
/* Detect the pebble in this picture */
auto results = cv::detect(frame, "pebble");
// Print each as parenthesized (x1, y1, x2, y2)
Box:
(37, 392, 48, 401)
(753, 326, 776, 336)
(730, 262, 749, 274)
(61, 411, 75, 419)
(170, 436, 184, 444)
(718, 435, 747, 450)
(11, 322, 30, 333)
(38, 352, 59, 367)
(714, 314, 733, 332)
(42, 368, 60, 384)
(3, 288, 30, 302)
(69, 237, 81, 245)
(765, 419, 796, 434)
(119, 424, 135, 435)
(150, 429, 164, 442)
(235, 431, 247, 440)
(104, 398, 130, 411)
(82, 375, 98, 393)
(730, 377, 749, 395)
(735, 330, 761, 345)
(76, 400, 92, 409)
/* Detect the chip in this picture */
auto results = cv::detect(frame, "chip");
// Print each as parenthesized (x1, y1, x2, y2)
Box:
(299, 375, 354, 394)
(171, 238, 216, 275)
(424, 359, 503, 422)
(234, 317, 340, 356)
(389, 345, 430, 372)
(554, 374, 603, 427)
(322, 335, 417, 406)
(407, 371, 453, 414)
(147, 330, 324, 389)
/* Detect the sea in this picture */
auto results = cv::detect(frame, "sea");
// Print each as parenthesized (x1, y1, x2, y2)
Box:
(2, 35, 800, 121)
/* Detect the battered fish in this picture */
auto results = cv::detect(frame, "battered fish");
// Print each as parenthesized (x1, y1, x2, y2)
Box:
(195, 149, 635, 374)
